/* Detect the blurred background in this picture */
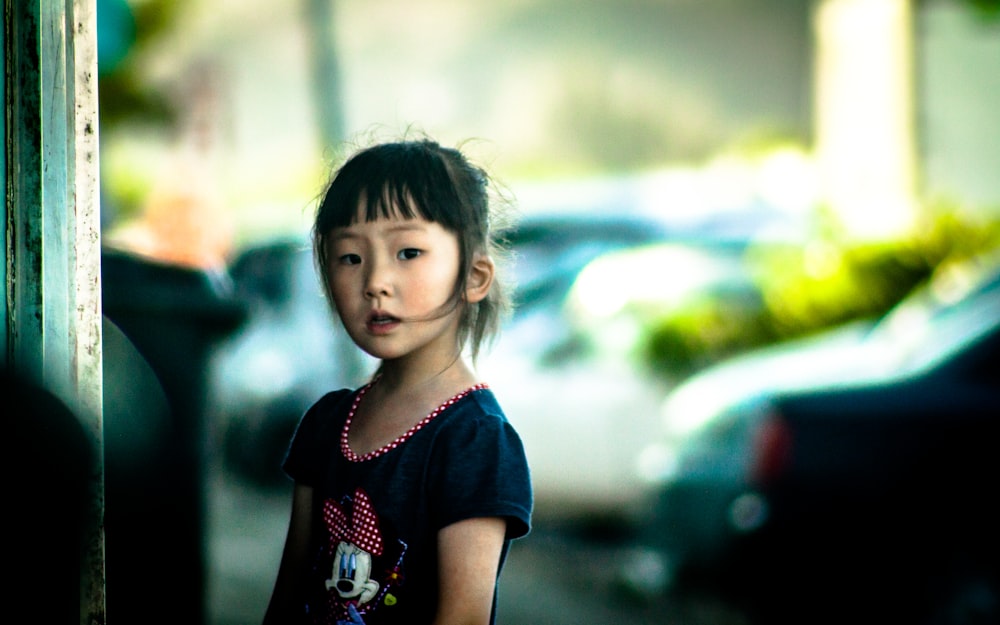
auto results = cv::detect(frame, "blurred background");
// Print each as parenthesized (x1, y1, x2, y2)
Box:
(92, 1, 1000, 624)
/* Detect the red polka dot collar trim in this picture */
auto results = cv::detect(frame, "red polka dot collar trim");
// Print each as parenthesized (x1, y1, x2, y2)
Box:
(340, 380, 489, 463)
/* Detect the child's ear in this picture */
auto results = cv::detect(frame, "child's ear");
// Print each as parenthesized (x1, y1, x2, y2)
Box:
(465, 254, 495, 304)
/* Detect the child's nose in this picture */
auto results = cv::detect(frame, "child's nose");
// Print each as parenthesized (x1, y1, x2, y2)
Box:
(364, 260, 392, 298)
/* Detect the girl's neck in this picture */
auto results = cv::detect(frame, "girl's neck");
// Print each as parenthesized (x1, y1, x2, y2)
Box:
(345, 353, 481, 458)
(373, 352, 477, 399)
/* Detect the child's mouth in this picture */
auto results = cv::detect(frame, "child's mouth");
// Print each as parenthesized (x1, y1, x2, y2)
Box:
(367, 314, 400, 332)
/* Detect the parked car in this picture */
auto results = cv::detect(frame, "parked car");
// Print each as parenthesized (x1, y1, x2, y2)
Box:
(626, 256, 1000, 624)
(559, 239, 765, 377)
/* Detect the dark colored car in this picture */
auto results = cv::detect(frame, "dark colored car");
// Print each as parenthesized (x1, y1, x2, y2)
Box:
(628, 257, 1000, 624)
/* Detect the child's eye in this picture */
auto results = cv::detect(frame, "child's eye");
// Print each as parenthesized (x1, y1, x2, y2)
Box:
(339, 253, 362, 265)
(398, 248, 421, 260)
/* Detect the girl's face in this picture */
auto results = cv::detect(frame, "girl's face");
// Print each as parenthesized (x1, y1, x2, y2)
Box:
(325, 202, 465, 364)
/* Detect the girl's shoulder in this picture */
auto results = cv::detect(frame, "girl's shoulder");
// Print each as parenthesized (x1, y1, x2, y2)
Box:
(432, 385, 521, 441)
(294, 388, 358, 439)
(433, 383, 504, 421)
(309, 387, 357, 417)
(462, 385, 505, 418)
(314, 387, 357, 410)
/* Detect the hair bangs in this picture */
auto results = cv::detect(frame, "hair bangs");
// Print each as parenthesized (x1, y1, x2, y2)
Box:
(318, 143, 463, 231)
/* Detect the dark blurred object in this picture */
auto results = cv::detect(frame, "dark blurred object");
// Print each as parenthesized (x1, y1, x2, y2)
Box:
(102, 248, 243, 625)
(629, 257, 1000, 624)
(5, 367, 95, 624)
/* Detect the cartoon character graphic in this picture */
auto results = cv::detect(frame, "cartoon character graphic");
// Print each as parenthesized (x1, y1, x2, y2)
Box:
(327, 542, 379, 604)
(318, 488, 406, 623)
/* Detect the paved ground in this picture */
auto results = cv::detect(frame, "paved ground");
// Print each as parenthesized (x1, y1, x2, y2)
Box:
(495, 524, 750, 625)
(205, 465, 749, 625)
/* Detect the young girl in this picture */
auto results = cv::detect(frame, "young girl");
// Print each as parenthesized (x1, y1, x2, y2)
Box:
(262, 138, 533, 625)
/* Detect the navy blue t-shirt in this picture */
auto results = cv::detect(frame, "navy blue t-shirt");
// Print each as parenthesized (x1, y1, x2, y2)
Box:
(282, 383, 532, 625)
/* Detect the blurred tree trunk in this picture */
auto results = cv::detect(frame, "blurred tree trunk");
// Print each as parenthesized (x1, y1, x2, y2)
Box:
(304, 0, 346, 153)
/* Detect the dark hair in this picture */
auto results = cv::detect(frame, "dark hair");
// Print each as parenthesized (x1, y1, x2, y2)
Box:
(313, 138, 511, 361)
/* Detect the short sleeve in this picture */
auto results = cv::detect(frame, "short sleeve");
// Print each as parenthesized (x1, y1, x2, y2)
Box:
(426, 394, 533, 539)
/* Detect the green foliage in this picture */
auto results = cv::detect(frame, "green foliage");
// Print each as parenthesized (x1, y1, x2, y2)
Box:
(99, 0, 191, 128)
(962, 0, 1000, 20)
(639, 203, 1000, 380)
(640, 292, 776, 379)
(747, 239, 933, 340)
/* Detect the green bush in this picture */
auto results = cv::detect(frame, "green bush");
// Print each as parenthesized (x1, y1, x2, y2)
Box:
(639, 203, 1000, 381)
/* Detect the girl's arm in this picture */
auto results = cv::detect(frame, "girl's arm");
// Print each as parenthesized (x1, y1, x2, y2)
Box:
(432, 517, 508, 625)
(262, 482, 315, 625)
